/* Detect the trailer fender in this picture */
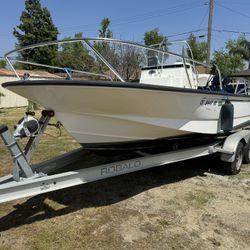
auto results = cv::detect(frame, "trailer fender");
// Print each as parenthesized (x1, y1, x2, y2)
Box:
(220, 129, 250, 162)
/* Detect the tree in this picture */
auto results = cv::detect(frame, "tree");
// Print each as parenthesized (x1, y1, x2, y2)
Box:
(212, 49, 244, 76)
(93, 18, 116, 78)
(13, 0, 59, 69)
(187, 34, 207, 62)
(144, 28, 167, 47)
(228, 35, 250, 69)
(0, 59, 6, 68)
(99, 18, 113, 38)
(95, 17, 113, 53)
(52, 32, 95, 73)
(143, 28, 168, 67)
(96, 19, 143, 81)
(111, 44, 142, 81)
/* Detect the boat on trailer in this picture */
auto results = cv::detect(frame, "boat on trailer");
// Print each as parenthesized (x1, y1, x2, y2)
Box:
(2, 38, 250, 150)
(1, 110, 250, 203)
(1, 38, 250, 203)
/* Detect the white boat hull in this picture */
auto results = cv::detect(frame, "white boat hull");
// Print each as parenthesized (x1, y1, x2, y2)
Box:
(4, 81, 250, 148)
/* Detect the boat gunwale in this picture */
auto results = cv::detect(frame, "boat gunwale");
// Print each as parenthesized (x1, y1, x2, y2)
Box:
(3, 79, 250, 99)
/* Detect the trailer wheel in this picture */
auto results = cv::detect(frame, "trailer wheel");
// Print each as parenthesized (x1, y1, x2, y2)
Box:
(222, 142, 243, 175)
(243, 141, 250, 164)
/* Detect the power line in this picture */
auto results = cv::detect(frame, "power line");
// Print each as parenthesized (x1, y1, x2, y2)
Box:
(213, 29, 250, 35)
(197, 8, 209, 30)
(218, 0, 250, 5)
(166, 28, 250, 39)
(111, 4, 203, 27)
(167, 29, 207, 38)
(59, 1, 199, 30)
(58, 1, 204, 34)
(215, 1, 250, 20)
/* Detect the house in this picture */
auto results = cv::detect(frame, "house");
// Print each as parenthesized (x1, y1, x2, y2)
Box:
(0, 68, 61, 108)
(231, 69, 250, 77)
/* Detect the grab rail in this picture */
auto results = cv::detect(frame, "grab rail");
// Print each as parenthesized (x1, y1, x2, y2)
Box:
(14, 59, 112, 80)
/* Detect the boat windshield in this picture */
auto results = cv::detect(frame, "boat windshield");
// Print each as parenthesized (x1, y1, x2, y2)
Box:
(4, 37, 221, 90)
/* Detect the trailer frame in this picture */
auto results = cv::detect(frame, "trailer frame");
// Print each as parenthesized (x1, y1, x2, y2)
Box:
(0, 110, 249, 203)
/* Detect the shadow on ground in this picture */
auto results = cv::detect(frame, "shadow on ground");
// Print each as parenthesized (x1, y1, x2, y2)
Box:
(0, 154, 224, 232)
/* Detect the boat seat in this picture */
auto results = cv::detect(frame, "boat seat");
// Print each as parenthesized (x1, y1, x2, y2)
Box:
(208, 75, 234, 93)
(223, 85, 234, 93)
(208, 75, 221, 91)
(222, 76, 231, 86)
(211, 75, 221, 87)
(221, 76, 235, 93)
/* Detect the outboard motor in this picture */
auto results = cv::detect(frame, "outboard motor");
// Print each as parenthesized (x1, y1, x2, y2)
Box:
(14, 112, 40, 138)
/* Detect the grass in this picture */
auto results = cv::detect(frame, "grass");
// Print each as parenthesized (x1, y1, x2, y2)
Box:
(157, 219, 172, 226)
(184, 190, 215, 208)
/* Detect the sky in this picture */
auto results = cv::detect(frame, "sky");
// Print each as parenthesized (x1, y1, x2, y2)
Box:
(0, 0, 250, 57)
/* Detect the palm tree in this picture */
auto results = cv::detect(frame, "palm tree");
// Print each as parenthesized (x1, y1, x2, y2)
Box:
(228, 35, 250, 69)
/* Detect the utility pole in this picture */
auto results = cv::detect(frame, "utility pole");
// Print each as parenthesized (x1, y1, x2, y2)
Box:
(207, 0, 213, 64)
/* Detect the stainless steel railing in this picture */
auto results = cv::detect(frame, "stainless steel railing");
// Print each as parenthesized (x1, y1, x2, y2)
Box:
(4, 37, 222, 89)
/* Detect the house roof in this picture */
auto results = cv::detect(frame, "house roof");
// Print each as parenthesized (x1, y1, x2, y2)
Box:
(0, 68, 61, 79)
(231, 69, 250, 77)
(195, 65, 207, 74)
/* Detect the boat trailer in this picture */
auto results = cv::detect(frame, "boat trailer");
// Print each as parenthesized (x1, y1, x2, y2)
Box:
(0, 110, 250, 204)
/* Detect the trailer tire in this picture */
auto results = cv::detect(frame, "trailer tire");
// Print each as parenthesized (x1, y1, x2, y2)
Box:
(222, 142, 243, 175)
(243, 141, 250, 164)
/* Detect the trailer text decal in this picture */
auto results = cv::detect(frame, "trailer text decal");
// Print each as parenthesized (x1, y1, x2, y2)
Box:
(101, 160, 142, 176)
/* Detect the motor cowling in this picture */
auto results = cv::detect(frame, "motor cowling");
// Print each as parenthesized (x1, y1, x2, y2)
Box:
(14, 112, 40, 138)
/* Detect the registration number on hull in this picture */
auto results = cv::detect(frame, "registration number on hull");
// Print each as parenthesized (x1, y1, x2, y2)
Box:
(200, 98, 224, 106)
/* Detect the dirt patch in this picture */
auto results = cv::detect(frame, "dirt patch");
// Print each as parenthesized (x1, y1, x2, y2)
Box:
(0, 108, 249, 249)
